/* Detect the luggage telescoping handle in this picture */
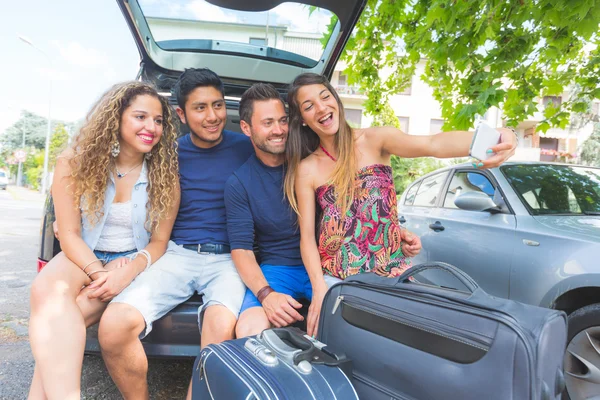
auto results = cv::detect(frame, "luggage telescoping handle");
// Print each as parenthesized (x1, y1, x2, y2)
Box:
(397, 262, 480, 293)
(261, 328, 316, 366)
(260, 328, 351, 370)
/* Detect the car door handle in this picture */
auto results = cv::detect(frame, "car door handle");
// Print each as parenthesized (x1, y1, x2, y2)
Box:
(399, 216, 406, 224)
(429, 221, 445, 232)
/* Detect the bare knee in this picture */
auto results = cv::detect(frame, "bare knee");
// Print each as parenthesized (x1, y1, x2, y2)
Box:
(30, 253, 86, 312)
(98, 304, 145, 351)
(235, 308, 270, 338)
(30, 274, 53, 311)
(202, 305, 237, 344)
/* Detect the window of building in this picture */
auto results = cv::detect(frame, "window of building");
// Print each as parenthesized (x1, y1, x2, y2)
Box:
(249, 37, 267, 46)
(413, 172, 448, 207)
(543, 96, 562, 109)
(346, 109, 362, 127)
(338, 73, 347, 86)
(429, 119, 445, 134)
(397, 116, 409, 133)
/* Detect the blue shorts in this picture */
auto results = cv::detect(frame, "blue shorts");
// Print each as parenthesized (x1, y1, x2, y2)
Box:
(93, 249, 137, 264)
(240, 264, 312, 314)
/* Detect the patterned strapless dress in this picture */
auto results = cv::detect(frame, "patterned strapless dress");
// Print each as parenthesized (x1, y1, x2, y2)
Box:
(316, 164, 411, 279)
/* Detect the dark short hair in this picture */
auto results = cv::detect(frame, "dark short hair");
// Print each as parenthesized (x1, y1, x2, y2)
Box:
(172, 68, 225, 109)
(239, 83, 284, 124)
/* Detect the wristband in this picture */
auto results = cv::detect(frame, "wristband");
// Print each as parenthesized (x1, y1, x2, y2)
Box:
(86, 269, 108, 279)
(133, 250, 151, 270)
(81, 259, 102, 272)
(256, 285, 275, 304)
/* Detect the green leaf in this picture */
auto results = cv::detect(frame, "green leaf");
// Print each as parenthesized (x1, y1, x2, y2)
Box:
(371, 204, 379, 223)
(354, 220, 362, 238)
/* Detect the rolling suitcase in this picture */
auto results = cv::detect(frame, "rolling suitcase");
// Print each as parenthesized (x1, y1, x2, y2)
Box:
(318, 262, 568, 400)
(191, 327, 358, 399)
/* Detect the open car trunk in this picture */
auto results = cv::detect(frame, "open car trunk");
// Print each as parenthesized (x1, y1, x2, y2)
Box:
(116, 0, 366, 97)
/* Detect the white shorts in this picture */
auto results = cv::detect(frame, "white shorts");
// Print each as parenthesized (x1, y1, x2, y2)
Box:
(111, 241, 245, 337)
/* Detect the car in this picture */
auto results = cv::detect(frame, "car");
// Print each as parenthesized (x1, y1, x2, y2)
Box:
(398, 161, 600, 400)
(37, 0, 366, 358)
(0, 170, 8, 190)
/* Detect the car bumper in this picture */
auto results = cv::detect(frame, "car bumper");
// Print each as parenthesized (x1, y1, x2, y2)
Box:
(85, 295, 202, 359)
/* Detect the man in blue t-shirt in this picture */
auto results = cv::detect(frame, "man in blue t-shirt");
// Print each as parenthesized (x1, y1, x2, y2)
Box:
(100, 68, 254, 398)
(225, 83, 422, 338)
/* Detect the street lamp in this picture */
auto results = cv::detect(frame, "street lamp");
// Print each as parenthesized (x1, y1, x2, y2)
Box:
(18, 35, 52, 194)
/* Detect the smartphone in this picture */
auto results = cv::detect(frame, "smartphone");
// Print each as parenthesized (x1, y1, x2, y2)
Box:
(470, 121, 501, 161)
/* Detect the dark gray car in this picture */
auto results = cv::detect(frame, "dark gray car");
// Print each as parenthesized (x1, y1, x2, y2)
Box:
(398, 162, 600, 400)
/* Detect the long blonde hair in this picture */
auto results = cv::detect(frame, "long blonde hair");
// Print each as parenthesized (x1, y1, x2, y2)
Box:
(69, 81, 179, 232)
(284, 73, 357, 216)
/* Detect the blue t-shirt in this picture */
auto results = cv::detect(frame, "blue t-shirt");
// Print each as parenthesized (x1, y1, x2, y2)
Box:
(225, 154, 302, 266)
(171, 131, 254, 245)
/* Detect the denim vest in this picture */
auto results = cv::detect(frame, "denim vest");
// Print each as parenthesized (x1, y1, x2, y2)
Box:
(81, 162, 151, 251)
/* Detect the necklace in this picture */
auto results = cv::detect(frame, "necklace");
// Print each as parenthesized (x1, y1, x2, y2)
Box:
(115, 162, 143, 179)
(319, 144, 337, 162)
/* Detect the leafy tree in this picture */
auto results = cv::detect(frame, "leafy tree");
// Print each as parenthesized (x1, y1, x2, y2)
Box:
(340, 0, 600, 132)
(580, 123, 600, 167)
(0, 111, 50, 150)
(49, 123, 70, 167)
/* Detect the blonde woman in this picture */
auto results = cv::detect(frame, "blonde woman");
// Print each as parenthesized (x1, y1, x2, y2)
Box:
(28, 81, 180, 400)
(284, 73, 517, 336)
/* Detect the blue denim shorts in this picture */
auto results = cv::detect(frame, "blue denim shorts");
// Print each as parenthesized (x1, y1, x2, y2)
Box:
(93, 249, 137, 265)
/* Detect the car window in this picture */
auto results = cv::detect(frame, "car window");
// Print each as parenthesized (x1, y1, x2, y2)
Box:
(138, 0, 337, 68)
(502, 164, 600, 215)
(443, 172, 495, 209)
(403, 182, 420, 206)
(412, 172, 447, 207)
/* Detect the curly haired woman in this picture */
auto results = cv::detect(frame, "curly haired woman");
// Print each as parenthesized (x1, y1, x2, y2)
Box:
(27, 81, 180, 400)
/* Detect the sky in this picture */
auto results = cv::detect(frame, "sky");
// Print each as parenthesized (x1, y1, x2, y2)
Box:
(1, 1, 141, 135)
(0, 0, 332, 137)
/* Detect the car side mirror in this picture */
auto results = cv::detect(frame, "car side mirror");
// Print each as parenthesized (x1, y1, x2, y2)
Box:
(454, 192, 501, 213)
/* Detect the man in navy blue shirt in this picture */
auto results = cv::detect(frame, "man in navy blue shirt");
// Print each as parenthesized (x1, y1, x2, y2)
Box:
(225, 83, 422, 338)
(99, 68, 254, 399)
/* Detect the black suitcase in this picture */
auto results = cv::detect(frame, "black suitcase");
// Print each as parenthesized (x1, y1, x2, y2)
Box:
(192, 327, 358, 399)
(318, 262, 568, 400)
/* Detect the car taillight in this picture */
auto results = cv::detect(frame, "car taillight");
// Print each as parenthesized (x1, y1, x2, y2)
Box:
(37, 258, 48, 273)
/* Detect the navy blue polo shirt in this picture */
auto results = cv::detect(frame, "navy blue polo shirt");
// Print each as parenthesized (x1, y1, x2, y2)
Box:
(224, 154, 302, 266)
(171, 131, 254, 246)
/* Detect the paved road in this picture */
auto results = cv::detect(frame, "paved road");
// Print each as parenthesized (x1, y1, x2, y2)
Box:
(0, 187, 193, 399)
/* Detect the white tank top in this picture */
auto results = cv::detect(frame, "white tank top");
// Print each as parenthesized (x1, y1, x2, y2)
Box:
(94, 202, 137, 252)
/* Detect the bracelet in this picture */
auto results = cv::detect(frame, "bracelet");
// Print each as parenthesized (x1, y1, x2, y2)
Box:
(256, 285, 275, 304)
(81, 259, 102, 273)
(133, 250, 151, 270)
(86, 269, 108, 278)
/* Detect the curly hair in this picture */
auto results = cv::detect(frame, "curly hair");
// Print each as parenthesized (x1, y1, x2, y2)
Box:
(68, 81, 179, 232)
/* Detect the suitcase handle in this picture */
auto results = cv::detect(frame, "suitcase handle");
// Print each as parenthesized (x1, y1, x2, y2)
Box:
(262, 328, 349, 368)
(261, 328, 314, 365)
(397, 262, 480, 293)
